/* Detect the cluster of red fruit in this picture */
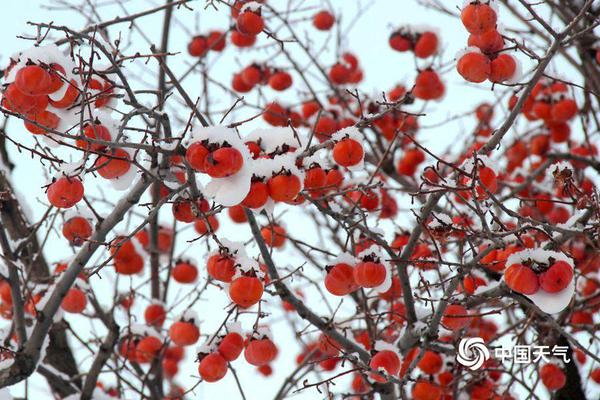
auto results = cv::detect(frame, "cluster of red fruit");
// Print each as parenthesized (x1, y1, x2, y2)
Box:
(457, 1, 517, 83)
(199, 330, 278, 382)
(509, 78, 579, 145)
(3, 59, 112, 134)
(505, 259, 574, 295)
(186, 140, 244, 178)
(233, 63, 293, 93)
(389, 26, 439, 59)
(324, 255, 388, 296)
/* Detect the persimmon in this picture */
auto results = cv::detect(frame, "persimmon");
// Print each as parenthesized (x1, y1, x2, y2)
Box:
(353, 261, 386, 288)
(489, 53, 516, 83)
(333, 138, 364, 167)
(172, 261, 198, 284)
(14, 65, 53, 95)
(268, 71, 292, 91)
(96, 149, 131, 179)
(539, 261, 573, 293)
(414, 32, 438, 58)
(136, 336, 162, 363)
(369, 350, 400, 382)
(242, 180, 269, 208)
(61, 288, 87, 314)
(412, 380, 442, 400)
(194, 215, 219, 235)
(461, 2, 497, 34)
(218, 332, 244, 361)
(188, 35, 208, 57)
(169, 321, 200, 346)
(144, 303, 166, 327)
(229, 276, 263, 308)
(325, 263, 358, 296)
(504, 263, 539, 294)
(267, 174, 301, 202)
(47, 177, 84, 208)
(186, 142, 210, 172)
(441, 304, 471, 331)
(207, 254, 237, 282)
(418, 350, 442, 374)
(313, 10, 335, 31)
(62, 216, 92, 246)
(236, 10, 264, 36)
(230, 31, 256, 47)
(540, 363, 566, 391)
(457, 52, 490, 83)
(199, 353, 228, 382)
(204, 147, 244, 178)
(244, 338, 278, 366)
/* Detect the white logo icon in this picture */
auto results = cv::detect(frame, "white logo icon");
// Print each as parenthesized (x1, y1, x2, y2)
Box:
(456, 337, 490, 370)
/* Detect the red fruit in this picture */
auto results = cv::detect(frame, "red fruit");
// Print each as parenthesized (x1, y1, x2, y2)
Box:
(169, 321, 200, 346)
(540, 363, 566, 391)
(476, 166, 498, 198)
(414, 32, 438, 58)
(163, 358, 179, 378)
(61, 288, 87, 313)
(229, 276, 263, 308)
(244, 338, 278, 366)
(468, 30, 504, 53)
(204, 147, 244, 178)
(261, 224, 286, 248)
(369, 350, 400, 382)
(504, 263, 539, 295)
(549, 122, 570, 142)
(325, 263, 359, 296)
(207, 254, 236, 282)
(257, 364, 273, 376)
(228, 205, 248, 223)
(263, 102, 288, 126)
(186, 142, 210, 172)
(144, 303, 166, 328)
(457, 52, 490, 83)
(413, 70, 445, 100)
(207, 31, 227, 51)
(25, 110, 60, 134)
(62, 216, 92, 246)
(313, 10, 335, 31)
(315, 116, 338, 142)
(232, 73, 253, 93)
(0, 281, 12, 306)
(591, 368, 600, 383)
(49, 79, 80, 109)
(231, 31, 257, 47)
(267, 174, 301, 202)
(14, 65, 53, 95)
(242, 65, 262, 86)
(412, 380, 442, 400)
(333, 138, 364, 167)
(2, 84, 48, 114)
(199, 353, 228, 382)
(173, 261, 198, 284)
(489, 54, 517, 83)
(188, 35, 208, 57)
(551, 99, 577, 122)
(47, 177, 84, 208)
(194, 215, 219, 235)
(237, 11, 264, 36)
(78, 123, 111, 151)
(218, 332, 244, 361)
(441, 304, 471, 331)
(539, 261, 573, 293)
(461, 3, 497, 34)
(328, 63, 351, 85)
(303, 167, 327, 195)
(165, 346, 184, 362)
(418, 351, 442, 374)
(268, 71, 293, 91)
(46, 64, 66, 93)
(136, 336, 163, 363)
(96, 149, 131, 179)
(353, 261, 386, 288)
(172, 198, 209, 223)
(325, 168, 344, 190)
(389, 32, 412, 52)
(242, 180, 269, 208)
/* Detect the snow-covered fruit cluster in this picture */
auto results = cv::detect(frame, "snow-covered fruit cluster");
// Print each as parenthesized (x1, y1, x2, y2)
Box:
(457, 1, 519, 84)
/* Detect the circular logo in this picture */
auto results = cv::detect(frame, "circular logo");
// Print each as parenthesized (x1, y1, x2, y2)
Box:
(456, 337, 490, 370)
